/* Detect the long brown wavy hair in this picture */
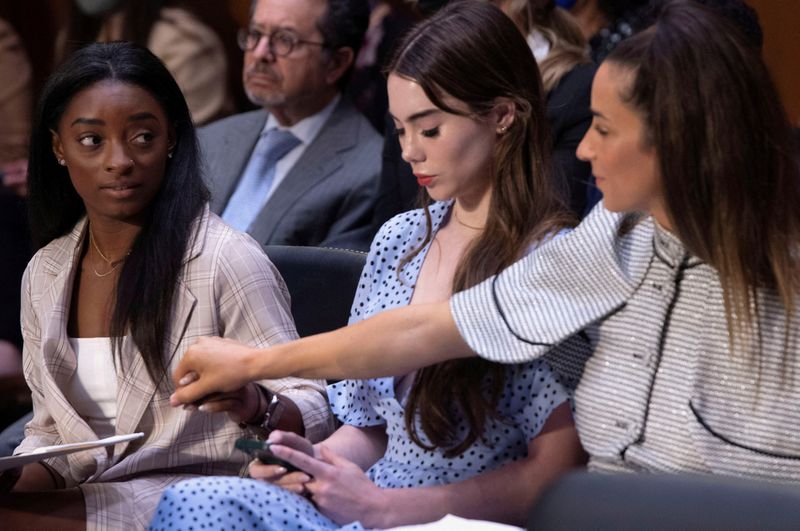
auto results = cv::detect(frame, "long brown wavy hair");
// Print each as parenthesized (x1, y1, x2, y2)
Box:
(607, 0, 800, 358)
(388, 0, 574, 456)
(495, 0, 590, 92)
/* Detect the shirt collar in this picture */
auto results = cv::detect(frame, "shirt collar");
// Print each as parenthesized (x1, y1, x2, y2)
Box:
(263, 93, 341, 145)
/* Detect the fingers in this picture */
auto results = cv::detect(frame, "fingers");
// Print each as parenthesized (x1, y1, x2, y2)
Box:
(197, 397, 240, 414)
(248, 461, 289, 480)
(317, 444, 349, 466)
(274, 471, 312, 492)
(270, 444, 331, 477)
(170, 382, 212, 407)
(171, 340, 215, 406)
(178, 371, 198, 387)
(172, 336, 218, 388)
(267, 431, 315, 456)
(248, 461, 312, 496)
(172, 347, 199, 388)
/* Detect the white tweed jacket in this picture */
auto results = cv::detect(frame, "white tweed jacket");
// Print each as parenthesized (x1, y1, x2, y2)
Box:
(16, 206, 332, 529)
(452, 204, 800, 482)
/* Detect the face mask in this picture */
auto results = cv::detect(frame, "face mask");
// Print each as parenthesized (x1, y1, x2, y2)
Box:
(74, 0, 125, 17)
(555, 0, 577, 9)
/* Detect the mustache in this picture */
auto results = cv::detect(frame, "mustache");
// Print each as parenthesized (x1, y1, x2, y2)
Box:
(246, 64, 281, 81)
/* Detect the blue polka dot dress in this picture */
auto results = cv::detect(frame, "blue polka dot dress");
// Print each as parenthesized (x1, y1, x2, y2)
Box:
(149, 202, 569, 531)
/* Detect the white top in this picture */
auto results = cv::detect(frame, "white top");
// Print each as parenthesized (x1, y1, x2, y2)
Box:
(64, 337, 118, 439)
(527, 30, 552, 63)
(258, 93, 340, 202)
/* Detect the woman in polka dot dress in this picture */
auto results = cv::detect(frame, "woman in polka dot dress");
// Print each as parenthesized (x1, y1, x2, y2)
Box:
(149, 3, 586, 529)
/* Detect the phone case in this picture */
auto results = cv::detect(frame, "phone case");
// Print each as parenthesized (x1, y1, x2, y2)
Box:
(235, 438, 302, 472)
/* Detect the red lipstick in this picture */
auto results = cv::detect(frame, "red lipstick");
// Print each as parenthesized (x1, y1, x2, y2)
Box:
(415, 173, 435, 186)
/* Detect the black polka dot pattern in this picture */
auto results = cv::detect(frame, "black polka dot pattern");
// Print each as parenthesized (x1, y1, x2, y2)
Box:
(149, 477, 342, 530)
(148, 202, 570, 530)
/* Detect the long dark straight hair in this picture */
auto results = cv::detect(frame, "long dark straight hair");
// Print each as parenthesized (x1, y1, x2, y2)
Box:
(389, 0, 574, 456)
(607, 0, 800, 356)
(27, 42, 209, 387)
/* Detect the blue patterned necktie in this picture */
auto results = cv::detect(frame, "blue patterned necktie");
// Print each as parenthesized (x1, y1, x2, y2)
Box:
(221, 128, 301, 232)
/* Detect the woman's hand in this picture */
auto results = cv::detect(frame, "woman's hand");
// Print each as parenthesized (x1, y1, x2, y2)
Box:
(192, 382, 262, 423)
(270, 442, 390, 527)
(248, 431, 316, 495)
(170, 337, 259, 407)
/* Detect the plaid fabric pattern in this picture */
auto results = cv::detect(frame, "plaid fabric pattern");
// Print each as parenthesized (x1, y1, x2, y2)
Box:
(17, 206, 333, 529)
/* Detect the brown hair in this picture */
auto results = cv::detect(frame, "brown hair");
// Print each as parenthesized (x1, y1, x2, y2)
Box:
(607, 0, 800, 355)
(388, 0, 574, 456)
(497, 0, 590, 92)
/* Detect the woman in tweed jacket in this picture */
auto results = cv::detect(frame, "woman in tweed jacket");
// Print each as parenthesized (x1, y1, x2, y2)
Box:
(0, 43, 331, 529)
(173, 1, 800, 482)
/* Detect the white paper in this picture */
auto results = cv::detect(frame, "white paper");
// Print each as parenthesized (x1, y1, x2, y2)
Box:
(0, 432, 144, 472)
(387, 515, 524, 531)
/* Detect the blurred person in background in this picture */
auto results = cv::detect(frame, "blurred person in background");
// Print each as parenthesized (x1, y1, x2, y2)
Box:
(201, 0, 382, 251)
(58, 0, 241, 125)
(0, 6, 46, 433)
(562, 0, 650, 63)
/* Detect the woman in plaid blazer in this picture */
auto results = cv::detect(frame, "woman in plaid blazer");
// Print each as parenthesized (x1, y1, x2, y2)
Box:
(0, 42, 332, 530)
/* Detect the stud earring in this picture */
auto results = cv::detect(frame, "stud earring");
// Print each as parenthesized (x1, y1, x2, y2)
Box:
(498, 126, 508, 134)
(167, 151, 174, 159)
(58, 158, 66, 166)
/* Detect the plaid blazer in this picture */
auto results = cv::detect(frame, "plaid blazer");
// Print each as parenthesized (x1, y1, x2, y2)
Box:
(16, 206, 332, 529)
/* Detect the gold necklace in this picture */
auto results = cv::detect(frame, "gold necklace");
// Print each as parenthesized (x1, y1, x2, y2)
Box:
(452, 207, 484, 230)
(89, 227, 129, 278)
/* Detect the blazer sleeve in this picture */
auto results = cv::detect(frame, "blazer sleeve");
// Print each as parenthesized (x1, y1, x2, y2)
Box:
(450, 205, 647, 364)
(213, 228, 335, 441)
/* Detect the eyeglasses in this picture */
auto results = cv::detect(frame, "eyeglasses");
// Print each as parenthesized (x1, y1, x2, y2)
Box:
(237, 27, 326, 56)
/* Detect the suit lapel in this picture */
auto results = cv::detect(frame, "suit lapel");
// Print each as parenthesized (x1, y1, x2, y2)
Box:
(207, 111, 268, 213)
(248, 99, 357, 244)
(112, 284, 197, 459)
(38, 220, 109, 475)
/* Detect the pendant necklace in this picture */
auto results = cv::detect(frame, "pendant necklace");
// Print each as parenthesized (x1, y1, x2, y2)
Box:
(89, 226, 130, 278)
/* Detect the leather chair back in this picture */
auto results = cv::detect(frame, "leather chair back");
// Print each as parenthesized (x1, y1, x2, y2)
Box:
(263, 245, 366, 337)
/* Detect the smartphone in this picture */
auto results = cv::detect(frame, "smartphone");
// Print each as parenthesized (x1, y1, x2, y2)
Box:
(235, 438, 302, 473)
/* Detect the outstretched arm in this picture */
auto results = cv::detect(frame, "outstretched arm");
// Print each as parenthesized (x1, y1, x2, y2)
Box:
(171, 300, 474, 406)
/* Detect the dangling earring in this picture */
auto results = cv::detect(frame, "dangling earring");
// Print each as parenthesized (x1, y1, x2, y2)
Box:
(168, 151, 174, 159)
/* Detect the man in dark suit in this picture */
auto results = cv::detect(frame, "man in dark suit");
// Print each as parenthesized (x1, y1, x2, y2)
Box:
(201, 0, 380, 251)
